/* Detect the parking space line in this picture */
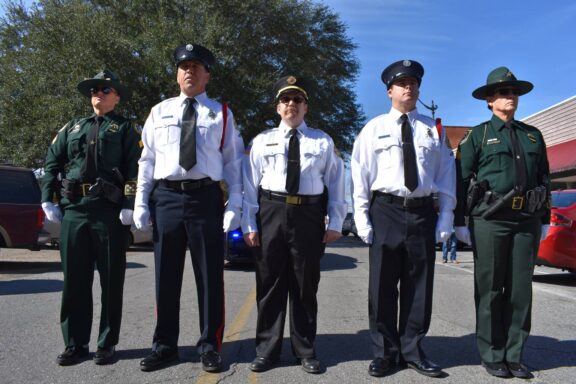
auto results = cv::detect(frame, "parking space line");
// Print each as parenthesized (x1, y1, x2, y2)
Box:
(195, 285, 257, 384)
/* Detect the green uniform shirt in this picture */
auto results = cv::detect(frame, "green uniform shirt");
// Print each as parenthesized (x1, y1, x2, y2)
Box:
(42, 112, 142, 209)
(457, 114, 550, 224)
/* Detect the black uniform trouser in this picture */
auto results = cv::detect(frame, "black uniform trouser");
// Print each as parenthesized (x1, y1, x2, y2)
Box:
(368, 196, 437, 362)
(150, 182, 225, 354)
(59, 201, 128, 349)
(471, 217, 540, 364)
(254, 198, 326, 360)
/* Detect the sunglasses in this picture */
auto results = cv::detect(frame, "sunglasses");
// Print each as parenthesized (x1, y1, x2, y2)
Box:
(495, 88, 520, 96)
(90, 86, 114, 95)
(279, 95, 306, 104)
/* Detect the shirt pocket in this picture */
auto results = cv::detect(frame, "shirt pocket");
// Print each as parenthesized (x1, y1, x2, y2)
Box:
(301, 142, 326, 173)
(484, 142, 512, 170)
(262, 145, 286, 174)
(416, 137, 438, 164)
(196, 120, 221, 150)
(67, 134, 85, 160)
(100, 131, 122, 167)
(373, 136, 401, 169)
(154, 117, 180, 146)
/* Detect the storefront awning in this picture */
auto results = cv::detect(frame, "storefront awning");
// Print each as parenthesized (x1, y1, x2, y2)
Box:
(547, 139, 576, 174)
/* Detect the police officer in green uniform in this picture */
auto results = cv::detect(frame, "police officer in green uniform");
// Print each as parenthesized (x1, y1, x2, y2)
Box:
(41, 69, 141, 366)
(455, 67, 550, 379)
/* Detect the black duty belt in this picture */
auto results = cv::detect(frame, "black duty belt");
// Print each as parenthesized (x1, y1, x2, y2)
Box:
(159, 178, 216, 192)
(260, 189, 324, 205)
(373, 191, 433, 208)
(484, 191, 525, 210)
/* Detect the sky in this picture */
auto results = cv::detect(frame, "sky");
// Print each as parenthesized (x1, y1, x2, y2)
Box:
(319, 0, 576, 127)
(2, 0, 575, 127)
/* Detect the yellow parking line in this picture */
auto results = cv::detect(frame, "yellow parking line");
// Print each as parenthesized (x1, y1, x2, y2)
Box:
(195, 285, 257, 384)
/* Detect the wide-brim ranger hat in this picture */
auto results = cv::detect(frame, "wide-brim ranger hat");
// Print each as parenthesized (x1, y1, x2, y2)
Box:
(174, 43, 215, 71)
(273, 75, 310, 100)
(381, 60, 424, 89)
(77, 69, 131, 100)
(472, 66, 533, 100)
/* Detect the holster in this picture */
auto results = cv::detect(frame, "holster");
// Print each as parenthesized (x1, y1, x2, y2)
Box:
(465, 178, 488, 215)
(88, 178, 123, 205)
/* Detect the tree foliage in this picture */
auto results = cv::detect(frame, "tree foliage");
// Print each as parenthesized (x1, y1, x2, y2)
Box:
(0, 0, 364, 168)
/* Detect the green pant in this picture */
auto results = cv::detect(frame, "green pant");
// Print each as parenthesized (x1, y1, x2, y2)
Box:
(470, 217, 541, 363)
(59, 202, 128, 348)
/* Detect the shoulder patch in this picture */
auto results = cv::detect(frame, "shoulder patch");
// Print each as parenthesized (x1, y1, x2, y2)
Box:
(133, 122, 143, 135)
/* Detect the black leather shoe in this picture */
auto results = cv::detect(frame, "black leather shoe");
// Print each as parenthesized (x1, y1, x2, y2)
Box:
(406, 359, 443, 377)
(368, 358, 392, 377)
(56, 345, 89, 366)
(249, 356, 277, 372)
(300, 358, 322, 374)
(140, 349, 178, 372)
(507, 362, 531, 379)
(201, 351, 223, 373)
(482, 361, 511, 378)
(93, 346, 116, 365)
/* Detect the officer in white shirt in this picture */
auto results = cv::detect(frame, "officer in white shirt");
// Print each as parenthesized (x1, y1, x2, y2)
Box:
(351, 60, 455, 378)
(134, 43, 244, 373)
(242, 76, 346, 374)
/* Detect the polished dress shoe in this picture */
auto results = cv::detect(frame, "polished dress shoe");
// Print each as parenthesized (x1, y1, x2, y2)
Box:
(249, 356, 277, 372)
(507, 362, 531, 379)
(482, 361, 511, 378)
(140, 349, 178, 372)
(93, 346, 116, 365)
(368, 358, 393, 377)
(406, 359, 443, 377)
(56, 345, 89, 366)
(200, 351, 223, 372)
(300, 357, 322, 374)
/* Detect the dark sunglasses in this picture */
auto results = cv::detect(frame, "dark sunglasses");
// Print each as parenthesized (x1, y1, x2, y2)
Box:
(279, 95, 306, 104)
(495, 88, 520, 96)
(90, 86, 114, 95)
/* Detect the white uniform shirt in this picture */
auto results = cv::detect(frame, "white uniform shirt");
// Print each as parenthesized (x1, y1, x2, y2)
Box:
(351, 107, 456, 233)
(136, 92, 244, 208)
(242, 121, 347, 233)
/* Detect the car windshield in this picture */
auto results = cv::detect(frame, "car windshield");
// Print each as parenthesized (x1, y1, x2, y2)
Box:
(551, 192, 576, 208)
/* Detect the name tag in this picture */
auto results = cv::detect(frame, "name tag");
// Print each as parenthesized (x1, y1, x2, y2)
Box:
(486, 138, 500, 145)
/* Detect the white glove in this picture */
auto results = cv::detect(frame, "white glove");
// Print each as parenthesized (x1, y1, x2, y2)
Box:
(357, 227, 373, 245)
(133, 205, 151, 230)
(119, 209, 134, 226)
(223, 209, 240, 232)
(435, 211, 454, 243)
(41, 202, 62, 223)
(540, 224, 550, 242)
(455, 226, 471, 245)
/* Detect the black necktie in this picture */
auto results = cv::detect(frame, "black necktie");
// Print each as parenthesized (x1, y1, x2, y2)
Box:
(285, 129, 300, 194)
(179, 98, 197, 171)
(81, 116, 103, 182)
(507, 122, 527, 193)
(401, 114, 418, 192)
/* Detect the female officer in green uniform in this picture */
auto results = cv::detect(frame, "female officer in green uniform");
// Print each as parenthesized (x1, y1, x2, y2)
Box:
(41, 70, 141, 366)
(455, 67, 550, 379)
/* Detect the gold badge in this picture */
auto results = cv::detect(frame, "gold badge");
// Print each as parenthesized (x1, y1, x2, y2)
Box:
(287, 76, 297, 85)
(506, 70, 513, 77)
(107, 123, 119, 133)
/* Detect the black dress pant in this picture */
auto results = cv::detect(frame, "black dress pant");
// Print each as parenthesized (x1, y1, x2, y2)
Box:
(150, 182, 225, 354)
(254, 198, 326, 360)
(368, 195, 437, 362)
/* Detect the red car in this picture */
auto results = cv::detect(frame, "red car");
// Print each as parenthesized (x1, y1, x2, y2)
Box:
(537, 189, 576, 273)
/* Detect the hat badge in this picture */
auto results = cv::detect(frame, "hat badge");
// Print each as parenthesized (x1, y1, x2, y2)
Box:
(403, 60, 412, 67)
(287, 76, 297, 85)
(186, 44, 194, 51)
(506, 70, 513, 77)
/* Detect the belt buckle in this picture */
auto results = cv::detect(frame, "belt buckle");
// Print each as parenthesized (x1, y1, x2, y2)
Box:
(180, 181, 188, 191)
(512, 196, 524, 210)
(80, 183, 91, 196)
(286, 195, 301, 205)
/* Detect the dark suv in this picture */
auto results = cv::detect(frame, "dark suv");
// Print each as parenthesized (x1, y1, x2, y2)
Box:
(0, 165, 45, 249)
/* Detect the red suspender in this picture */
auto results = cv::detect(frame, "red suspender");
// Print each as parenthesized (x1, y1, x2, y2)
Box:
(435, 117, 443, 139)
(220, 102, 228, 152)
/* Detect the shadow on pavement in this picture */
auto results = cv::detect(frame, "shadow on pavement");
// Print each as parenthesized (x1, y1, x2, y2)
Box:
(532, 273, 576, 287)
(0, 278, 63, 295)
